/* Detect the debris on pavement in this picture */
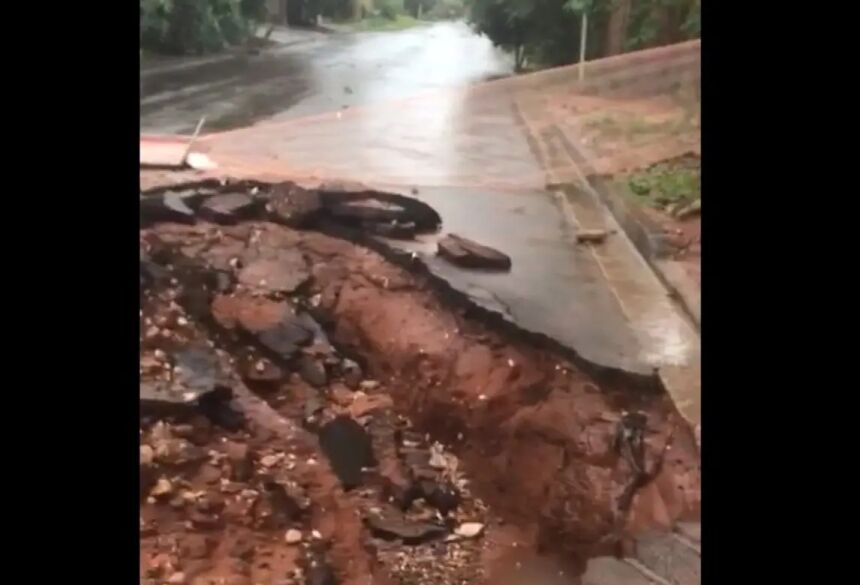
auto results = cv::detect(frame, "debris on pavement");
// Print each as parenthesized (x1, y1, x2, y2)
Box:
(437, 233, 512, 271)
(576, 229, 612, 244)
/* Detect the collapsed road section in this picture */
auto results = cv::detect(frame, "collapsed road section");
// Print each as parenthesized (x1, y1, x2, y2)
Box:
(140, 180, 701, 585)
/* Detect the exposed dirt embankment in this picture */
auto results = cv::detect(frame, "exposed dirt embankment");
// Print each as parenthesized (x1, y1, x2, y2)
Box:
(140, 180, 699, 585)
(299, 224, 700, 555)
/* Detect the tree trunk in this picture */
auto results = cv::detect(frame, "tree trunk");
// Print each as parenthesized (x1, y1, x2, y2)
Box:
(606, 0, 632, 56)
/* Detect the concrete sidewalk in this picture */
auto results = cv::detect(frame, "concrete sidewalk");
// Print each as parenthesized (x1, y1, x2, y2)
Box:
(512, 42, 701, 332)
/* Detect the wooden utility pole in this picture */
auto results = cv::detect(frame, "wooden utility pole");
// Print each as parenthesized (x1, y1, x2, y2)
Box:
(578, 12, 588, 81)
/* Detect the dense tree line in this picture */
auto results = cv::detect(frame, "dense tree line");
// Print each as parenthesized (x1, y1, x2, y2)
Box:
(140, 0, 268, 55)
(467, 0, 700, 71)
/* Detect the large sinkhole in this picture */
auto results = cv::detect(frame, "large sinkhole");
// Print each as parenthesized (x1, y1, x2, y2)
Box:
(139, 179, 700, 585)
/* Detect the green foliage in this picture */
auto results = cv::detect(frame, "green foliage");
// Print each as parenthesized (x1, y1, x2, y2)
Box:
(682, 0, 701, 36)
(140, 0, 255, 55)
(425, 0, 466, 19)
(625, 0, 700, 51)
(378, 0, 406, 19)
(318, 0, 356, 20)
(240, 0, 268, 21)
(562, 0, 593, 13)
(468, 0, 699, 70)
(626, 156, 700, 208)
(468, 0, 584, 70)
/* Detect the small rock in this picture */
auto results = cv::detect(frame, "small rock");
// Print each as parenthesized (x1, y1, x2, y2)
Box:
(359, 380, 380, 391)
(260, 453, 283, 468)
(676, 198, 701, 219)
(167, 572, 186, 584)
(256, 312, 314, 361)
(140, 444, 155, 466)
(428, 450, 447, 470)
(151, 478, 174, 498)
(454, 522, 485, 539)
(243, 357, 284, 386)
(299, 356, 328, 388)
(576, 229, 610, 244)
(285, 529, 303, 544)
(330, 384, 355, 407)
(341, 359, 363, 389)
(415, 480, 461, 515)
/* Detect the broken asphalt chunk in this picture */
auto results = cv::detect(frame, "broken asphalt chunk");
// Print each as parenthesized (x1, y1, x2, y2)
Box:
(140, 193, 197, 226)
(437, 234, 512, 271)
(198, 387, 244, 431)
(140, 345, 225, 411)
(256, 312, 315, 361)
(318, 416, 375, 490)
(365, 509, 447, 545)
(172, 346, 219, 397)
(299, 356, 328, 388)
(328, 197, 407, 225)
(366, 220, 417, 240)
(267, 183, 323, 227)
(198, 192, 258, 224)
(320, 190, 441, 232)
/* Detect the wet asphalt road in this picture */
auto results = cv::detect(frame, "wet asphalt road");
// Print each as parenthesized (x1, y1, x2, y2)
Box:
(140, 22, 697, 378)
(140, 21, 514, 134)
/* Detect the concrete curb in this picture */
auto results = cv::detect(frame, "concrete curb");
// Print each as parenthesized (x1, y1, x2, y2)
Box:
(514, 100, 700, 331)
(555, 132, 700, 331)
(513, 100, 700, 428)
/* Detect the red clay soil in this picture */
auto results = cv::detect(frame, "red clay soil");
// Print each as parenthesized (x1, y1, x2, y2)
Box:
(304, 226, 700, 547)
(141, 209, 700, 584)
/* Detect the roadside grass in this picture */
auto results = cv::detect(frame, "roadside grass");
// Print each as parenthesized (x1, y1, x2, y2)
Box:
(617, 155, 700, 211)
(584, 112, 698, 144)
